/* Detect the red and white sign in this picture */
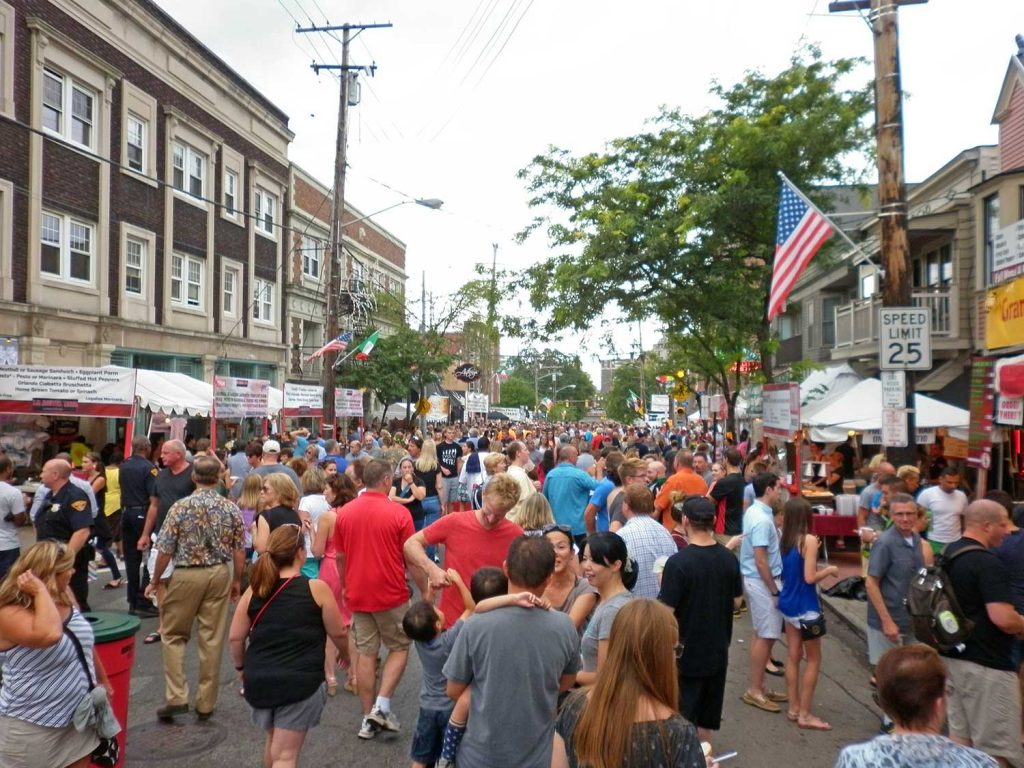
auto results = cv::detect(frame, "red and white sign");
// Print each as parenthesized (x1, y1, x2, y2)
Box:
(0, 366, 136, 418)
(881, 408, 908, 448)
(336, 388, 364, 418)
(762, 383, 800, 440)
(283, 383, 323, 418)
(997, 395, 1024, 426)
(213, 376, 269, 419)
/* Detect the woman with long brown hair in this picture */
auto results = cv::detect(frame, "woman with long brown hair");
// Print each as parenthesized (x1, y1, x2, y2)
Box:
(229, 525, 348, 768)
(83, 452, 122, 589)
(778, 497, 838, 731)
(553, 599, 707, 768)
(253, 473, 302, 555)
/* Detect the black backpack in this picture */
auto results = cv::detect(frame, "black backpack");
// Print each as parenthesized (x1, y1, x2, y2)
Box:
(906, 544, 985, 653)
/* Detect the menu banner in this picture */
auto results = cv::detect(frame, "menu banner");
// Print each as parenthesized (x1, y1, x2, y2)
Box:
(0, 366, 136, 418)
(282, 383, 323, 417)
(213, 376, 270, 420)
(967, 357, 995, 470)
(336, 388, 364, 418)
(762, 383, 800, 440)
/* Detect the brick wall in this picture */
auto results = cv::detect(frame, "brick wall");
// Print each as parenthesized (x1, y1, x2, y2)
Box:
(172, 198, 206, 256)
(343, 216, 406, 270)
(254, 236, 276, 280)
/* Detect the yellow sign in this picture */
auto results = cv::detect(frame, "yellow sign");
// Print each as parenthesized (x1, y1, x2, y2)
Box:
(986, 277, 1024, 349)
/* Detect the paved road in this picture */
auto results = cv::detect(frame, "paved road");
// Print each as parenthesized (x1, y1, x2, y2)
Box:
(71, 555, 883, 768)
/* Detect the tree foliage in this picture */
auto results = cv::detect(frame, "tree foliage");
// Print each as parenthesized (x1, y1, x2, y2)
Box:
(515, 48, 874, 423)
(503, 348, 597, 415)
(604, 358, 664, 424)
(497, 376, 534, 408)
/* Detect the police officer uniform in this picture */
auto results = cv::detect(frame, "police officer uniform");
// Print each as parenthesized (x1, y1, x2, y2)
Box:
(120, 452, 158, 614)
(35, 481, 93, 610)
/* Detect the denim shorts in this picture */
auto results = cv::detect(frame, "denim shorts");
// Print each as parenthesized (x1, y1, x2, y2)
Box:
(410, 706, 452, 763)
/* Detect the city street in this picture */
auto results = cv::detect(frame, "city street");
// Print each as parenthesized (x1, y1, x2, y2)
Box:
(69, 552, 884, 767)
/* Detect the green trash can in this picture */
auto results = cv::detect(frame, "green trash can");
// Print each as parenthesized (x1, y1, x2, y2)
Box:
(84, 612, 141, 768)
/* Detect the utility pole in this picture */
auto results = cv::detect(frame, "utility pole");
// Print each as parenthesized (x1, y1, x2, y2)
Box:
(829, 0, 926, 467)
(298, 21, 391, 440)
(486, 242, 499, 403)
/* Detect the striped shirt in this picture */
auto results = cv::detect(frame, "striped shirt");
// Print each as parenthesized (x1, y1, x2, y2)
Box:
(0, 608, 94, 726)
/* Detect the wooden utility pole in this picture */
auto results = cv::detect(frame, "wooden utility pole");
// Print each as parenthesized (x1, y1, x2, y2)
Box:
(830, 0, 926, 466)
(298, 21, 391, 439)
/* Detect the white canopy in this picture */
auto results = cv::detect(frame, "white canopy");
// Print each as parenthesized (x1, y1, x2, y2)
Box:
(800, 364, 861, 409)
(802, 377, 969, 442)
(131, 369, 212, 417)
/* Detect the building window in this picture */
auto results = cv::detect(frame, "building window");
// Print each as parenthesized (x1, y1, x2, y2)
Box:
(254, 188, 276, 235)
(223, 266, 238, 316)
(124, 237, 144, 296)
(984, 194, 1000, 284)
(252, 277, 273, 323)
(915, 244, 953, 289)
(171, 254, 203, 309)
(40, 210, 93, 283)
(351, 260, 364, 288)
(224, 171, 238, 217)
(126, 114, 145, 173)
(821, 297, 838, 347)
(171, 142, 205, 199)
(41, 69, 95, 149)
(302, 236, 321, 279)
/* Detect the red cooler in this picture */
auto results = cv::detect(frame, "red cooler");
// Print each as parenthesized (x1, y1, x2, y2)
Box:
(85, 612, 141, 768)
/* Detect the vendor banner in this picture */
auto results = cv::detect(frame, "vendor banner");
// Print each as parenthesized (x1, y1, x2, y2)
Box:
(213, 376, 269, 419)
(762, 383, 800, 440)
(282, 383, 323, 417)
(336, 388, 364, 418)
(466, 392, 489, 415)
(0, 366, 136, 418)
(986, 276, 1024, 350)
(967, 357, 995, 470)
(426, 395, 450, 422)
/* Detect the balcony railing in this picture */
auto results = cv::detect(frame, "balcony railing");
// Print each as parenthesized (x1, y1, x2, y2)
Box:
(833, 286, 957, 348)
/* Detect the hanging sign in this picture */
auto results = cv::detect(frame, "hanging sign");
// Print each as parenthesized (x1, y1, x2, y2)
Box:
(0, 366, 136, 418)
(213, 377, 269, 419)
(454, 363, 481, 383)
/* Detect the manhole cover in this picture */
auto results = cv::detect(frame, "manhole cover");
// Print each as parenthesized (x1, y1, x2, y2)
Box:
(125, 720, 227, 762)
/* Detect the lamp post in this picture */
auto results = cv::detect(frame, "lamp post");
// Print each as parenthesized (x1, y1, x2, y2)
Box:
(321, 197, 443, 439)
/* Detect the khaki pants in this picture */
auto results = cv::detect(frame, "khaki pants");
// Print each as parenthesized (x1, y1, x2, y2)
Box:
(160, 563, 231, 712)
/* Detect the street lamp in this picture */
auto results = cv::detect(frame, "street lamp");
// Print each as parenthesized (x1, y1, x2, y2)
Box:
(322, 196, 444, 438)
(554, 384, 576, 398)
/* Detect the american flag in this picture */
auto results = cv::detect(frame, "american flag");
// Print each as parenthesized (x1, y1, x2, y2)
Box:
(767, 178, 834, 322)
(306, 331, 353, 361)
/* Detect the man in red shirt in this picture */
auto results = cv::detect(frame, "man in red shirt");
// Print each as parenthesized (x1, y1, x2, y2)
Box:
(654, 450, 709, 531)
(404, 474, 523, 628)
(334, 459, 415, 740)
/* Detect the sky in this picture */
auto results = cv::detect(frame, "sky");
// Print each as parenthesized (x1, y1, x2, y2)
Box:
(156, 0, 1023, 388)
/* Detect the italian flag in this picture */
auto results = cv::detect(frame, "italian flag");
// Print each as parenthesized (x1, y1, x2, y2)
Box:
(354, 330, 379, 360)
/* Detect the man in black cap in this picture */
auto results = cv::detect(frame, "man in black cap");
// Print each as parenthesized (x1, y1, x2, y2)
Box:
(658, 495, 743, 753)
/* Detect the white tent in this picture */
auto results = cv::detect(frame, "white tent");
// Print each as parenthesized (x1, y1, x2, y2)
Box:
(800, 364, 861, 409)
(130, 369, 211, 416)
(802, 378, 969, 442)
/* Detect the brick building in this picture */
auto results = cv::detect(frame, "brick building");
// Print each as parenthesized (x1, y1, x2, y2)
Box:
(0, 0, 293, 384)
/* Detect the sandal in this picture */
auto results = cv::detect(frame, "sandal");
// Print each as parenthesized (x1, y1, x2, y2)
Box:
(797, 716, 833, 731)
(326, 677, 337, 696)
(103, 579, 124, 590)
(786, 711, 799, 722)
(143, 631, 161, 644)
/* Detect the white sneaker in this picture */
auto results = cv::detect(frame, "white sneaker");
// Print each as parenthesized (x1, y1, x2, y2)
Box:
(367, 704, 400, 732)
(357, 717, 377, 740)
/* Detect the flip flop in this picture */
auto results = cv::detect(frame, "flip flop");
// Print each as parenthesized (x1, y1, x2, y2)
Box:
(786, 711, 799, 722)
(798, 717, 833, 731)
(143, 631, 161, 644)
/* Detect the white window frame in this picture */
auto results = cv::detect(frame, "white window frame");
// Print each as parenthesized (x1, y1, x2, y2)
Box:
(41, 67, 96, 150)
(301, 236, 321, 280)
(124, 236, 145, 296)
(224, 170, 238, 219)
(171, 253, 204, 310)
(223, 264, 239, 318)
(125, 113, 145, 174)
(252, 277, 274, 324)
(254, 187, 277, 238)
(171, 141, 206, 202)
(39, 210, 94, 285)
(0, 2, 14, 120)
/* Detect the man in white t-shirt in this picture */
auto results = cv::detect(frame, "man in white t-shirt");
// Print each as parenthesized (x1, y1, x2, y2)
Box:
(917, 466, 968, 555)
(505, 441, 536, 521)
(0, 455, 26, 580)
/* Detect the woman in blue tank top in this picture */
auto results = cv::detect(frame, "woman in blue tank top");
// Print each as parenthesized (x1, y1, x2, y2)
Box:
(778, 498, 839, 732)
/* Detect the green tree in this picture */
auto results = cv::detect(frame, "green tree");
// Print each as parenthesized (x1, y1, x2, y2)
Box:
(504, 348, 597, 412)
(515, 48, 873, 428)
(498, 376, 534, 408)
(604, 358, 663, 424)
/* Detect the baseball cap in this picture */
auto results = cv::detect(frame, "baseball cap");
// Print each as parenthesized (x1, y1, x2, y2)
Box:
(263, 439, 281, 454)
(679, 495, 715, 524)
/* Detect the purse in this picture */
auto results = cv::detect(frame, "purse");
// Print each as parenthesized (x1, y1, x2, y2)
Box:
(64, 626, 121, 767)
(799, 613, 827, 641)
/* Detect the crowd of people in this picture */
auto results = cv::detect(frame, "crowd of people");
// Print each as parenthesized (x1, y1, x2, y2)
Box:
(0, 419, 1019, 767)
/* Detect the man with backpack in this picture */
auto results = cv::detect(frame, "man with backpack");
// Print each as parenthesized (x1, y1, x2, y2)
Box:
(940, 499, 1024, 767)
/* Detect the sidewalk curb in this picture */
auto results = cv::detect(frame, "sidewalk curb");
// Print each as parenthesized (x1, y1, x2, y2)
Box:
(821, 593, 867, 643)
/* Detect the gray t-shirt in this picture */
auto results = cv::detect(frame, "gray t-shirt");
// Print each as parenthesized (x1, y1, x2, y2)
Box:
(866, 527, 927, 632)
(443, 607, 580, 768)
(580, 591, 634, 672)
(416, 619, 463, 711)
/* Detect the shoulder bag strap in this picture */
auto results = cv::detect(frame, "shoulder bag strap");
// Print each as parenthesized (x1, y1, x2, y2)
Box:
(63, 622, 96, 689)
(248, 576, 296, 637)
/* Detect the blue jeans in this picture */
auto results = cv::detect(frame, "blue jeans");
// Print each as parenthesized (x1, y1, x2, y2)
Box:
(421, 496, 441, 561)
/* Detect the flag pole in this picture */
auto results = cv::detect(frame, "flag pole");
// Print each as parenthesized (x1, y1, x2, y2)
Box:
(333, 329, 378, 370)
(777, 171, 878, 266)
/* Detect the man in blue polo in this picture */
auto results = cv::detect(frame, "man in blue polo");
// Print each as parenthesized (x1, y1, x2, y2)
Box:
(542, 444, 597, 548)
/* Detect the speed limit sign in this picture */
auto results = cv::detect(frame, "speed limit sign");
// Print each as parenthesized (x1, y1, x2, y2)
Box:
(879, 307, 931, 371)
